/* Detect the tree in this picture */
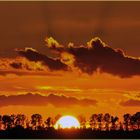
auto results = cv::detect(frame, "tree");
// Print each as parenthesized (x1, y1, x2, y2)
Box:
(130, 114, 136, 130)
(78, 115, 86, 129)
(104, 113, 111, 131)
(134, 112, 140, 129)
(2, 115, 12, 130)
(119, 122, 124, 130)
(0, 115, 2, 130)
(10, 114, 16, 128)
(111, 116, 119, 130)
(31, 114, 42, 130)
(123, 113, 131, 131)
(45, 117, 53, 129)
(97, 113, 103, 131)
(15, 114, 26, 127)
(25, 118, 31, 129)
(53, 114, 62, 129)
(89, 114, 98, 130)
(54, 114, 61, 125)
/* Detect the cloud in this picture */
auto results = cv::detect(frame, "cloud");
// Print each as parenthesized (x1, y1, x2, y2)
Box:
(10, 62, 23, 69)
(120, 92, 140, 106)
(123, 92, 140, 101)
(17, 48, 68, 71)
(50, 37, 140, 78)
(45, 37, 63, 48)
(0, 93, 97, 107)
(1, 37, 140, 78)
(120, 99, 140, 106)
(0, 57, 50, 76)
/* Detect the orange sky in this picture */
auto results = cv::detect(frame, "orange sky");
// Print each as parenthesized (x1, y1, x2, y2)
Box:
(0, 70, 140, 120)
(0, 1, 140, 121)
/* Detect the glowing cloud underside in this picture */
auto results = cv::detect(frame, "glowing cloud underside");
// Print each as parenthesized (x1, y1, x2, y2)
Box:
(55, 116, 80, 129)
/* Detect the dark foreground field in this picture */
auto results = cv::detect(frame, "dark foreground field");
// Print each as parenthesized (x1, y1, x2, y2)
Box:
(0, 128, 140, 139)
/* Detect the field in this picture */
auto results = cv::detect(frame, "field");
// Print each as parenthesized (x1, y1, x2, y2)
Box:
(0, 128, 140, 139)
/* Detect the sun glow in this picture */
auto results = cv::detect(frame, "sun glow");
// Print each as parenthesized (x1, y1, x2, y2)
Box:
(54, 116, 80, 129)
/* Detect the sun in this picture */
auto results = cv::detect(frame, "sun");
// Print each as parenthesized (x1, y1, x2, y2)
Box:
(54, 115, 80, 129)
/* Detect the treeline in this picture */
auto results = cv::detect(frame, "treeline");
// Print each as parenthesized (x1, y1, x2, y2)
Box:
(0, 112, 140, 131)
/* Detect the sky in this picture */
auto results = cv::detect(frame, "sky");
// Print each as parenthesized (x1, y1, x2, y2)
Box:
(0, 1, 140, 120)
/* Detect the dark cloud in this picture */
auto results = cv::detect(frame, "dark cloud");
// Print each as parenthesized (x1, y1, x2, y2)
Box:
(0, 57, 62, 76)
(1, 37, 140, 78)
(10, 62, 23, 69)
(10, 61, 44, 71)
(120, 99, 140, 106)
(52, 37, 140, 78)
(0, 93, 97, 107)
(0, 57, 48, 76)
(17, 48, 68, 71)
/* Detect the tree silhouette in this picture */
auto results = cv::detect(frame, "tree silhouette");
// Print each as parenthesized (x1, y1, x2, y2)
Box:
(123, 113, 131, 131)
(0, 112, 140, 132)
(104, 113, 111, 131)
(54, 114, 61, 124)
(90, 114, 98, 130)
(2, 115, 12, 130)
(45, 117, 53, 129)
(25, 118, 31, 129)
(10, 114, 16, 128)
(31, 114, 42, 130)
(111, 116, 119, 130)
(53, 114, 62, 129)
(78, 115, 86, 129)
(130, 114, 137, 130)
(119, 122, 124, 130)
(15, 114, 26, 127)
(0, 115, 2, 130)
(97, 114, 103, 131)
(134, 112, 140, 129)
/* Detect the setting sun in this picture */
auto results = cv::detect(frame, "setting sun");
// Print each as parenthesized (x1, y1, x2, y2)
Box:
(55, 116, 80, 129)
